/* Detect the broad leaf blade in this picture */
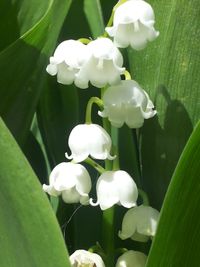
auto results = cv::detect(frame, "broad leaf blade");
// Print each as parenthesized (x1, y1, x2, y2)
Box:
(83, 0, 105, 38)
(0, 117, 71, 267)
(146, 120, 200, 266)
(0, 0, 72, 145)
(127, 0, 200, 207)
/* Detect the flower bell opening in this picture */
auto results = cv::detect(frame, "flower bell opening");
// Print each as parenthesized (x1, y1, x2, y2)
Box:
(106, 0, 159, 50)
(99, 80, 156, 128)
(65, 124, 115, 163)
(90, 170, 138, 210)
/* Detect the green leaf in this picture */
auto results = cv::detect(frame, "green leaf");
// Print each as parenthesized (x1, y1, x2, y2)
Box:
(0, 117, 71, 267)
(0, 0, 72, 145)
(37, 80, 79, 168)
(83, 0, 105, 38)
(127, 0, 200, 207)
(146, 120, 200, 266)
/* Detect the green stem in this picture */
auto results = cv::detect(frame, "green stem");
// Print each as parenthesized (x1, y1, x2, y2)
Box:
(124, 70, 132, 80)
(102, 207, 115, 267)
(138, 189, 149, 206)
(78, 38, 91, 44)
(111, 126, 120, 171)
(100, 87, 116, 266)
(85, 97, 103, 124)
(84, 157, 105, 174)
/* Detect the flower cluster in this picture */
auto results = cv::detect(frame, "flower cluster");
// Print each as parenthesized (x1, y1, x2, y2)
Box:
(43, 0, 160, 266)
(47, 38, 125, 89)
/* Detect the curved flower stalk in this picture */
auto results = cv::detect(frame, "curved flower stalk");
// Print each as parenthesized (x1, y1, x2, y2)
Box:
(46, 39, 89, 86)
(99, 80, 156, 128)
(70, 250, 105, 267)
(43, 162, 92, 205)
(118, 205, 160, 242)
(106, 0, 159, 50)
(65, 124, 115, 163)
(90, 170, 138, 210)
(75, 37, 125, 88)
(116, 250, 147, 267)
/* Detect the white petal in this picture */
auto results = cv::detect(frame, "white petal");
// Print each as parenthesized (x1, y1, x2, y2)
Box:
(61, 187, 81, 203)
(96, 172, 119, 210)
(56, 62, 77, 85)
(116, 250, 147, 267)
(118, 208, 138, 240)
(135, 205, 160, 236)
(70, 250, 105, 267)
(43, 162, 92, 205)
(95, 170, 138, 210)
(114, 24, 134, 48)
(113, 0, 155, 26)
(46, 40, 89, 86)
(74, 68, 89, 89)
(119, 205, 160, 242)
(101, 80, 156, 129)
(75, 165, 92, 195)
(50, 162, 76, 191)
(67, 124, 113, 162)
(53, 40, 87, 68)
(42, 184, 60, 197)
(131, 232, 149, 242)
(88, 124, 112, 160)
(115, 170, 138, 208)
(77, 38, 124, 88)
(109, 0, 158, 49)
(68, 125, 90, 162)
(46, 62, 58, 76)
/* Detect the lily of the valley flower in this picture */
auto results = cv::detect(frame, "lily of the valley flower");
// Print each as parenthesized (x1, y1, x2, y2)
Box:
(70, 250, 105, 267)
(90, 170, 138, 210)
(99, 80, 156, 128)
(65, 124, 115, 163)
(116, 250, 147, 267)
(46, 40, 88, 86)
(43, 162, 91, 205)
(75, 38, 125, 89)
(106, 0, 159, 50)
(118, 205, 160, 242)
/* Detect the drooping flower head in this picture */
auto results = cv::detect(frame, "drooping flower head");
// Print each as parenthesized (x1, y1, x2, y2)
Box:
(75, 37, 125, 89)
(116, 250, 147, 267)
(43, 162, 92, 205)
(90, 170, 138, 210)
(65, 124, 115, 163)
(46, 40, 89, 86)
(99, 80, 156, 128)
(118, 205, 160, 242)
(70, 250, 105, 267)
(106, 0, 159, 50)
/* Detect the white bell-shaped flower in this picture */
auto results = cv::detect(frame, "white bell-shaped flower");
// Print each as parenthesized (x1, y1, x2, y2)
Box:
(43, 162, 92, 205)
(90, 170, 138, 210)
(99, 80, 156, 128)
(65, 124, 114, 163)
(70, 250, 105, 267)
(116, 250, 147, 267)
(75, 37, 125, 89)
(106, 0, 159, 50)
(118, 205, 160, 242)
(46, 40, 89, 87)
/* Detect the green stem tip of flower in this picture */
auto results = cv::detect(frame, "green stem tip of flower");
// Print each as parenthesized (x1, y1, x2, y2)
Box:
(138, 189, 149, 206)
(85, 97, 103, 124)
(124, 70, 132, 80)
(84, 157, 105, 174)
(78, 38, 91, 44)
